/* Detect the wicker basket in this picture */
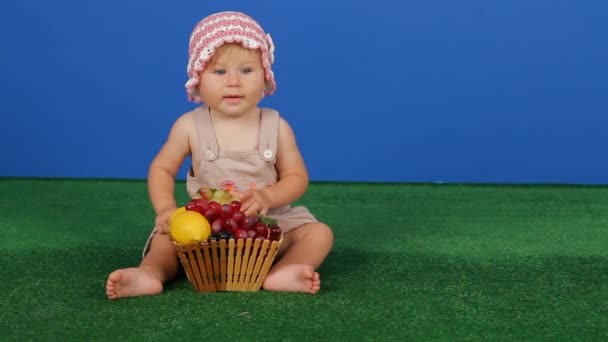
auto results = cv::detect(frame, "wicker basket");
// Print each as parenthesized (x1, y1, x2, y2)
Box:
(173, 237, 282, 292)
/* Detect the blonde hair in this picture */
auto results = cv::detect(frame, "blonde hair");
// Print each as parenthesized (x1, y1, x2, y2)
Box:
(208, 43, 260, 64)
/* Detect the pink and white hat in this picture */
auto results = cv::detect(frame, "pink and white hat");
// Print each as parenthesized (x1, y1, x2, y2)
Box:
(185, 11, 276, 102)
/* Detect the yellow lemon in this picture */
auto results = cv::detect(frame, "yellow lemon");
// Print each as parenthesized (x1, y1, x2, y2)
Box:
(169, 207, 187, 224)
(170, 211, 211, 244)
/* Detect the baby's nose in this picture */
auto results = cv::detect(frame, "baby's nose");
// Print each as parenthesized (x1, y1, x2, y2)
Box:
(227, 71, 240, 85)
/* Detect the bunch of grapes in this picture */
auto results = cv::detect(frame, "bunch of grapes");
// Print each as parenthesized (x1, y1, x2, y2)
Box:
(183, 190, 282, 242)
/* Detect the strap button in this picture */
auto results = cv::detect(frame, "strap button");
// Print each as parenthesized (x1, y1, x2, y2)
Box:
(205, 150, 216, 160)
(263, 148, 274, 160)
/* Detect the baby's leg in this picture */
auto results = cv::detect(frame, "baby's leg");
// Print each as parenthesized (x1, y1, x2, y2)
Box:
(262, 222, 333, 294)
(106, 233, 179, 299)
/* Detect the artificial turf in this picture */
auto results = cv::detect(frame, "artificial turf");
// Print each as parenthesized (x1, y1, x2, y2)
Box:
(1, 178, 607, 341)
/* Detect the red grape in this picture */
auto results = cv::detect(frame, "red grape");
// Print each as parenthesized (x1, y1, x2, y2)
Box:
(231, 210, 246, 225)
(229, 200, 241, 214)
(224, 218, 239, 233)
(203, 208, 218, 223)
(269, 225, 282, 241)
(234, 228, 249, 240)
(221, 204, 232, 219)
(210, 218, 224, 235)
(243, 215, 259, 230)
(185, 202, 205, 215)
(194, 200, 210, 212)
(208, 202, 222, 215)
(254, 222, 269, 239)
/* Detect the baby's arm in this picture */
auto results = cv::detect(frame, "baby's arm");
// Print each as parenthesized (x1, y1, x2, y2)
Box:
(148, 113, 193, 233)
(240, 117, 309, 215)
(269, 117, 309, 203)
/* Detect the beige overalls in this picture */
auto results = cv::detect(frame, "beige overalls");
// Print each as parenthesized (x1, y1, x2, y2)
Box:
(143, 106, 317, 256)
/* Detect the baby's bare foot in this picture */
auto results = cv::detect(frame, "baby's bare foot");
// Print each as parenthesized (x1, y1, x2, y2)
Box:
(262, 264, 321, 294)
(106, 267, 163, 299)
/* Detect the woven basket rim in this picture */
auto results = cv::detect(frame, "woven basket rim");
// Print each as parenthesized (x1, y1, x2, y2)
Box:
(170, 234, 284, 248)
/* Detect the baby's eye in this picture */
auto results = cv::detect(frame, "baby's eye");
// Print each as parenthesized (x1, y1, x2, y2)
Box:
(241, 68, 252, 74)
(213, 69, 226, 75)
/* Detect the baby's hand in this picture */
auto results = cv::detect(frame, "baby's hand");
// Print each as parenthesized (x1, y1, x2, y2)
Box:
(239, 189, 273, 216)
(154, 207, 177, 234)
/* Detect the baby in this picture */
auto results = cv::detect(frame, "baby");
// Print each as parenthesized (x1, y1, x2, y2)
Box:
(106, 11, 333, 299)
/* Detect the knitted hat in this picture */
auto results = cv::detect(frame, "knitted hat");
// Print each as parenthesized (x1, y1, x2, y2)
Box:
(185, 11, 276, 102)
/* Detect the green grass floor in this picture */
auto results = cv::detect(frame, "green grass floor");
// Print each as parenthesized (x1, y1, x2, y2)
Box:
(1, 179, 607, 341)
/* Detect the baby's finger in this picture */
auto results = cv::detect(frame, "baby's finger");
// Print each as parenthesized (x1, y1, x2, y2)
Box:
(243, 203, 260, 217)
(240, 197, 256, 213)
(238, 190, 251, 201)
(157, 223, 169, 234)
(243, 205, 255, 217)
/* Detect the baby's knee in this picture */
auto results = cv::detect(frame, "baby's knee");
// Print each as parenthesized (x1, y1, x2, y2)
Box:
(285, 222, 334, 246)
(316, 222, 334, 241)
(305, 222, 333, 245)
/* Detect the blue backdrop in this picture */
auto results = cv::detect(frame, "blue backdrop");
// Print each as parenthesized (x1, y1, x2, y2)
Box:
(1, 1, 607, 184)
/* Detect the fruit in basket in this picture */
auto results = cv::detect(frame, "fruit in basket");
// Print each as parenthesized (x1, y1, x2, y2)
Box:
(202, 208, 219, 223)
(224, 218, 239, 233)
(181, 191, 282, 243)
(198, 187, 215, 200)
(184, 198, 209, 214)
(210, 218, 224, 235)
(198, 187, 235, 205)
(231, 210, 246, 225)
(234, 228, 250, 240)
(229, 200, 241, 213)
(207, 201, 222, 216)
(170, 211, 211, 244)
(220, 204, 232, 219)
(269, 225, 282, 241)
(217, 230, 234, 240)
(212, 191, 231, 204)
(264, 217, 282, 241)
(242, 215, 259, 230)
(170, 207, 186, 224)
(254, 222, 269, 239)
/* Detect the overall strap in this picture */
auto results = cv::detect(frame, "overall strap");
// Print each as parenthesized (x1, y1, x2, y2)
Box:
(194, 106, 219, 161)
(259, 108, 279, 161)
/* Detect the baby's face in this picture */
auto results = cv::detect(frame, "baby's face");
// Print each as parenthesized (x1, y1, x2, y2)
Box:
(197, 44, 266, 117)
